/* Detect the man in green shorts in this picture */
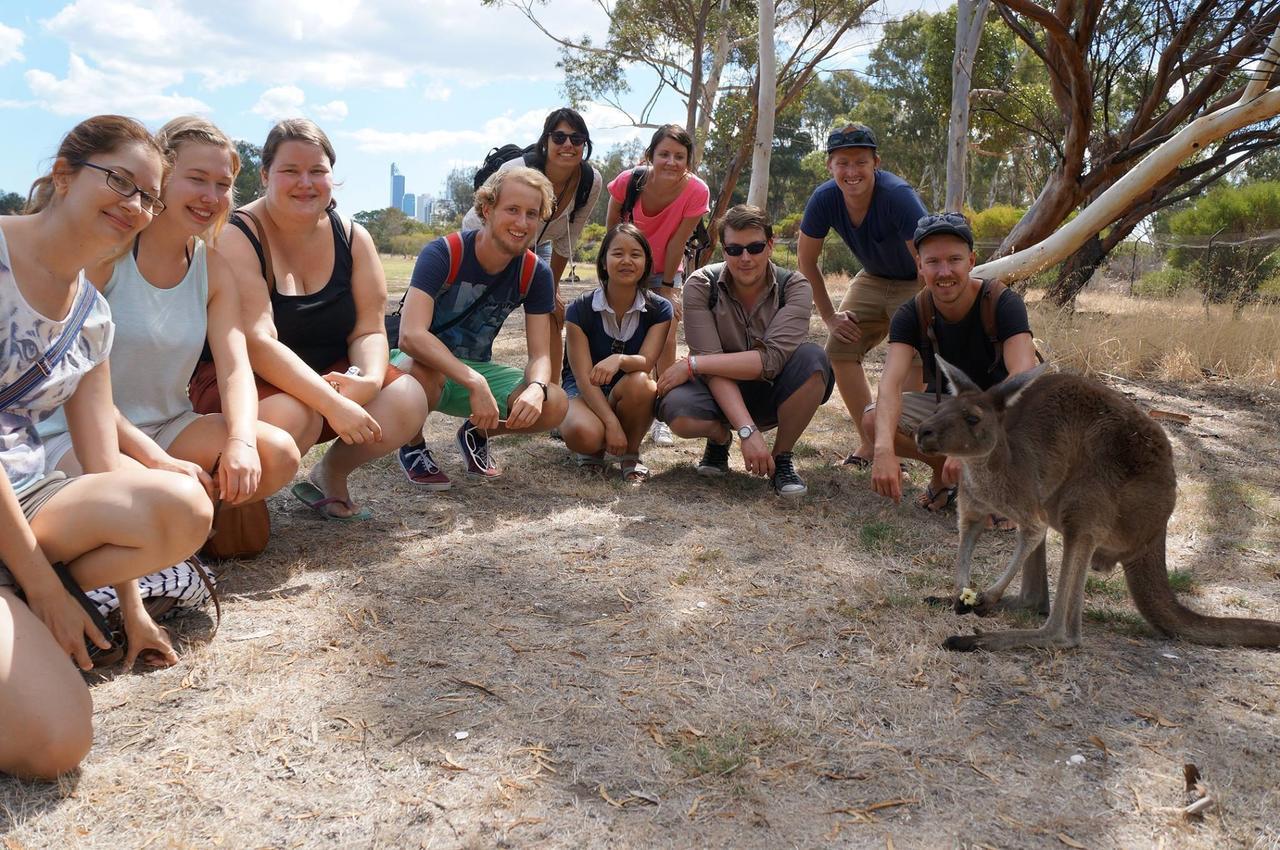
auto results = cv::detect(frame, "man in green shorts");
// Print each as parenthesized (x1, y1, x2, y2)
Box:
(397, 167, 568, 482)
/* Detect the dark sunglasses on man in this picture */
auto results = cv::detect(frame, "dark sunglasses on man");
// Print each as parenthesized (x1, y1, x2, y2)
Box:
(723, 241, 769, 257)
(825, 125, 878, 153)
(549, 131, 589, 147)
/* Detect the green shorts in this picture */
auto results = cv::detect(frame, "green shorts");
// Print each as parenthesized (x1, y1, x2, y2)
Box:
(435, 359, 527, 419)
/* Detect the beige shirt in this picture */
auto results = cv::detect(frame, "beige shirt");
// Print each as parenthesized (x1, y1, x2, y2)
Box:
(682, 262, 814, 381)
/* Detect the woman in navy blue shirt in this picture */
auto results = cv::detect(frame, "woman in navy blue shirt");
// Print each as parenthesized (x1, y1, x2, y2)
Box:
(561, 224, 672, 482)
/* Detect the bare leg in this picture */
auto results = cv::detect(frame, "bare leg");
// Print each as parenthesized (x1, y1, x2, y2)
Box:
(311, 375, 430, 517)
(485, 383, 569, 436)
(833, 359, 872, 459)
(772, 371, 827, 455)
(0, 588, 94, 780)
(561, 397, 606, 456)
(165, 416, 302, 502)
(667, 415, 731, 443)
(611, 372, 658, 453)
(259, 393, 324, 455)
(656, 318, 679, 376)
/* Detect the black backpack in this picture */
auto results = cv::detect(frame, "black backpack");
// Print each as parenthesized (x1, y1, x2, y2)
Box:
(620, 167, 713, 270)
(702, 262, 796, 311)
(473, 144, 594, 224)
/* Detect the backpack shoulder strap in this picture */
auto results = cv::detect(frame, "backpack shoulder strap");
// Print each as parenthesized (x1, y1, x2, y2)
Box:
(978, 278, 1007, 372)
(0, 280, 99, 411)
(518, 249, 538, 297)
(621, 167, 648, 222)
(705, 262, 725, 310)
(438, 231, 466, 296)
(569, 163, 594, 224)
(915, 287, 938, 388)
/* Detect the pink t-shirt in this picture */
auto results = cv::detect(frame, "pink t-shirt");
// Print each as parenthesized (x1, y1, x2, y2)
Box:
(608, 168, 710, 274)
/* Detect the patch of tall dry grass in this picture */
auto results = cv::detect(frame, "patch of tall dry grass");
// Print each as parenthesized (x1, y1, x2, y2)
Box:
(1028, 291, 1280, 385)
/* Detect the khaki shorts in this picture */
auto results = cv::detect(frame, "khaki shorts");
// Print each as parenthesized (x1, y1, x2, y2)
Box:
(864, 392, 941, 437)
(825, 270, 923, 362)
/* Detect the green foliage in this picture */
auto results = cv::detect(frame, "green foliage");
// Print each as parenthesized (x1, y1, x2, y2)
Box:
(1133, 267, 1195, 299)
(0, 190, 23, 214)
(1167, 181, 1280, 304)
(233, 140, 263, 207)
(438, 165, 478, 227)
(969, 205, 1025, 241)
(576, 221, 607, 265)
(354, 208, 438, 255)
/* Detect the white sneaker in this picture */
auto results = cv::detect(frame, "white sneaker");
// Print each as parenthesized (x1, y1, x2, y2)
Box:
(649, 420, 675, 447)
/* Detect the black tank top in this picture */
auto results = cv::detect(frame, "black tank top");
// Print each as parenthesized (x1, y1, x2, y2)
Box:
(229, 208, 357, 373)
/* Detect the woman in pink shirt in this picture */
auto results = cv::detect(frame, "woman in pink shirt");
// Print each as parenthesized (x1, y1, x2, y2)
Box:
(606, 124, 709, 446)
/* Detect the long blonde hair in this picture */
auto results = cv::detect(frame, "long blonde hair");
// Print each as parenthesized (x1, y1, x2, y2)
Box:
(156, 115, 242, 243)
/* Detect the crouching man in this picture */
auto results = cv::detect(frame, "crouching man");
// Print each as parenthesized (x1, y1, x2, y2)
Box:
(656, 204, 834, 497)
(868, 212, 1038, 513)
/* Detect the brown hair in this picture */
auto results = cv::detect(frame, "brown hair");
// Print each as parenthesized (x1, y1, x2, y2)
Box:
(25, 115, 167, 214)
(473, 165, 554, 222)
(261, 118, 336, 172)
(156, 115, 242, 242)
(716, 203, 773, 242)
(644, 123, 695, 165)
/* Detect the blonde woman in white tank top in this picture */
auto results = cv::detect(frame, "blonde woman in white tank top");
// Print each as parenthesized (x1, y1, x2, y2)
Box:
(42, 117, 301, 507)
(0, 117, 214, 781)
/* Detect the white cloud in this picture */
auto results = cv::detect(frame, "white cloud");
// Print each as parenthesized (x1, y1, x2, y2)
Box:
(313, 100, 349, 122)
(423, 84, 453, 103)
(0, 22, 24, 65)
(24, 54, 209, 119)
(251, 85, 306, 120)
(343, 109, 549, 157)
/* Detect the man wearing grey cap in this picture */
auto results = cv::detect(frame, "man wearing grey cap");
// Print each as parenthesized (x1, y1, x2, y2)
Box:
(796, 123, 930, 469)
(866, 212, 1039, 511)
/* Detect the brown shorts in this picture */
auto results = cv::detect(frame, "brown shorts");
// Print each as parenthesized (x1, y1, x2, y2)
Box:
(0, 472, 75, 589)
(189, 358, 407, 445)
(825, 270, 923, 362)
(864, 392, 942, 437)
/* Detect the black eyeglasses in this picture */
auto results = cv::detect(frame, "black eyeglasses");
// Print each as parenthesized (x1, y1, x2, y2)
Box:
(826, 127, 877, 151)
(549, 131, 589, 147)
(77, 162, 166, 215)
(917, 212, 969, 228)
(722, 241, 768, 257)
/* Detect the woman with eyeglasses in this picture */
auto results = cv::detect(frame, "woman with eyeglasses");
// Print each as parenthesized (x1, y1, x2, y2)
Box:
(38, 116, 301, 530)
(1, 116, 215, 779)
(211, 119, 427, 520)
(560, 224, 671, 483)
(605, 123, 710, 447)
(462, 108, 602, 387)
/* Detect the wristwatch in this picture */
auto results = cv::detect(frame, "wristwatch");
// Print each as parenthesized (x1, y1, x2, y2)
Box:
(531, 380, 549, 399)
(736, 424, 757, 440)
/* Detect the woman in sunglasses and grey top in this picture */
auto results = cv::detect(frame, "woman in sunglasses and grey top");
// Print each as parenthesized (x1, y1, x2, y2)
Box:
(796, 123, 928, 469)
(462, 108, 603, 384)
(1, 116, 214, 780)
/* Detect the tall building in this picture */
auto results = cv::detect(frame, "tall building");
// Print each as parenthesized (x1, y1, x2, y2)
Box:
(390, 163, 405, 211)
(401, 192, 416, 217)
(416, 194, 434, 223)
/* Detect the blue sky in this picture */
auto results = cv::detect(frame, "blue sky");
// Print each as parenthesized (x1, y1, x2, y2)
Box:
(0, 0, 937, 214)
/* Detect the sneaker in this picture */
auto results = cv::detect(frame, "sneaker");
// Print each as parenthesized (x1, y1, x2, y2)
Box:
(771, 452, 807, 497)
(398, 443, 453, 490)
(456, 420, 501, 478)
(650, 420, 675, 447)
(696, 436, 731, 476)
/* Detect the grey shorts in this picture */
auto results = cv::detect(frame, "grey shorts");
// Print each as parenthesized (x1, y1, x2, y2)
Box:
(42, 409, 202, 472)
(656, 342, 834, 431)
(0, 472, 74, 589)
(864, 391, 942, 436)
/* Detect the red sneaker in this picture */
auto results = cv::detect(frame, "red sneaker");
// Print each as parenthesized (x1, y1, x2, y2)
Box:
(455, 420, 501, 478)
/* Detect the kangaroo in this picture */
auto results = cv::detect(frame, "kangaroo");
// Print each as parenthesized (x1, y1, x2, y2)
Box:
(914, 356, 1280, 652)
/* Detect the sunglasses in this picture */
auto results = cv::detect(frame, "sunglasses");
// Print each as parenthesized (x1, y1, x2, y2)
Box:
(549, 131, 589, 147)
(722, 241, 769, 257)
(826, 128, 877, 151)
(77, 161, 166, 215)
(917, 211, 969, 228)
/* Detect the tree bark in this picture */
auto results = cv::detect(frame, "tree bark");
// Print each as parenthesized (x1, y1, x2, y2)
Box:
(748, 0, 777, 206)
(946, 0, 991, 211)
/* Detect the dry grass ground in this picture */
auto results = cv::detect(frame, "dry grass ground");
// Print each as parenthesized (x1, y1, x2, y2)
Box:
(2, 269, 1279, 849)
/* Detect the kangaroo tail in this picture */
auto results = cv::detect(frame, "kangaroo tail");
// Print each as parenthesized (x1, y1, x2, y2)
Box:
(1122, 533, 1280, 648)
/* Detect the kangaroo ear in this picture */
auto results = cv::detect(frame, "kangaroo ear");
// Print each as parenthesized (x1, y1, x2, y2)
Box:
(936, 356, 980, 396)
(990, 362, 1050, 412)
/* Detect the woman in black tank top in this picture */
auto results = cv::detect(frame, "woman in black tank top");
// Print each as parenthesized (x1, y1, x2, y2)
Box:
(218, 119, 427, 520)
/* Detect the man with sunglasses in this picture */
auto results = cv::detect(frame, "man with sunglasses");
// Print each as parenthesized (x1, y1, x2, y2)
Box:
(797, 123, 929, 470)
(656, 205, 834, 497)
(867, 213, 1038, 513)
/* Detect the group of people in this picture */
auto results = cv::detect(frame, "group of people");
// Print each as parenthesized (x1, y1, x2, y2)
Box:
(0, 108, 1037, 780)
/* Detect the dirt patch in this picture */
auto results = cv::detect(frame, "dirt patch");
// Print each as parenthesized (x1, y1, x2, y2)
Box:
(3, 277, 1278, 849)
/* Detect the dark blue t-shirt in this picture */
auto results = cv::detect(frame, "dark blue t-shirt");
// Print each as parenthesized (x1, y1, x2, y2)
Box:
(562, 288, 673, 395)
(799, 171, 927, 280)
(409, 230, 554, 362)
(889, 284, 1032, 392)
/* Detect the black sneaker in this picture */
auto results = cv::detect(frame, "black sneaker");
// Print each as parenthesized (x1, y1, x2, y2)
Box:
(696, 436, 731, 476)
(771, 452, 807, 497)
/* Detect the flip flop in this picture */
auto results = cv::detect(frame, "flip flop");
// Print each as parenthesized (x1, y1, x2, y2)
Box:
(290, 481, 372, 522)
(572, 451, 609, 470)
(618, 454, 650, 484)
(917, 484, 958, 513)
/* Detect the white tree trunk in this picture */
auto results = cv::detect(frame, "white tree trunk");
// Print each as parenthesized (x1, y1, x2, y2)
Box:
(945, 0, 990, 212)
(747, 0, 776, 207)
(975, 25, 1280, 284)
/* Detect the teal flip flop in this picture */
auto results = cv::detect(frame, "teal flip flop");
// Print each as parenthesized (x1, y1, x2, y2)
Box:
(290, 481, 373, 522)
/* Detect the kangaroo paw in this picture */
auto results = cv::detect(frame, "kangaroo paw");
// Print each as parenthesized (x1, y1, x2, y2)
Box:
(943, 633, 983, 652)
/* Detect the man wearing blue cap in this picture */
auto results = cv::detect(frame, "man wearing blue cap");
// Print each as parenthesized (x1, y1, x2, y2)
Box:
(866, 212, 1039, 511)
(797, 123, 929, 469)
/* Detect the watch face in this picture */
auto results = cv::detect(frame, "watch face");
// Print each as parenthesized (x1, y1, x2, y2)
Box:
(737, 425, 754, 439)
